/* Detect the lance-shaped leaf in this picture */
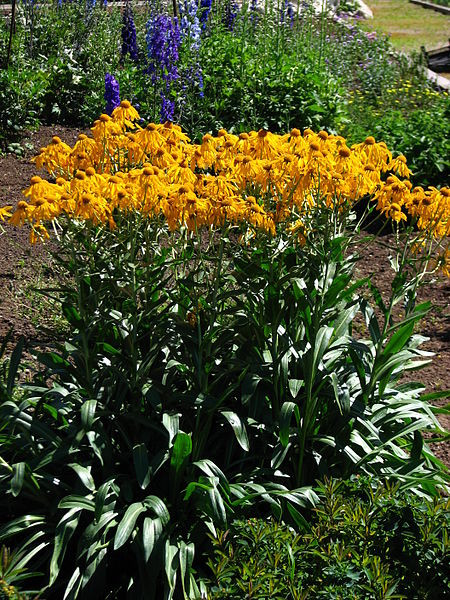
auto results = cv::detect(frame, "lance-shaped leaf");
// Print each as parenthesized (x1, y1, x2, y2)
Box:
(133, 443, 152, 490)
(143, 517, 163, 562)
(50, 508, 81, 585)
(279, 401, 300, 447)
(11, 462, 25, 497)
(220, 411, 249, 451)
(114, 502, 145, 550)
(170, 432, 192, 472)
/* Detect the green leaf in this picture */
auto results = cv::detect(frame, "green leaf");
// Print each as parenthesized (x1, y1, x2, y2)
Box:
(279, 402, 300, 447)
(143, 517, 163, 562)
(383, 320, 415, 356)
(133, 444, 152, 490)
(411, 430, 423, 461)
(11, 462, 25, 497)
(81, 400, 97, 430)
(62, 566, 82, 600)
(114, 503, 145, 550)
(170, 433, 192, 472)
(59, 496, 95, 512)
(50, 509, 80, 586)
(312, 326, 333, 372)
(271, 442, 291, 469)
(194, 460, 230, 493)
(95, 479, 117, 522)
(361, 300, 381, 343)
(0, 515, 44, 540)
(179, 540, 195, 598)
(208, 484, 227, 526)
(287, 502, 311, 532)
(163, 413, 180, 444)
(143, 495, 170, 526)
(330, 372, 350, 416)
(288, 378, 303, 399)
(7, 337, 24, 395)
(165, 540, 179, 597)
(420, 390, 450, 402)
(100, 342, 121, 355)
(68, 464, 95, 492)
(220, 411, 249, 451)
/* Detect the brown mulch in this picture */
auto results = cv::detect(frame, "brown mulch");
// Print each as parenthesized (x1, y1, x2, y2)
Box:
(0, 125, 449, 468)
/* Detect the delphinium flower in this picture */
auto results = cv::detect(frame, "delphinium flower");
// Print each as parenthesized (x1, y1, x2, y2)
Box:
(250, 0, 259, 27)
(199, 0, 212, 30)
(160, 93, 175, 122)
(104, 73, 121, 115)
(22, 0, 37, 56)
(280, 0, 294, 27)
(85, 0, 97, 21)
(179, 0, 201, 50)
(146, 14, 181, 122)
(223, 0, 239, 31)
(178, 0, 204, 108)
(121, 2, 139, 62)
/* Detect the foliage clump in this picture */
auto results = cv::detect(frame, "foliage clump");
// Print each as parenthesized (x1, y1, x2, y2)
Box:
(0, 107, 448, 598)
(206, 477, 450, 599)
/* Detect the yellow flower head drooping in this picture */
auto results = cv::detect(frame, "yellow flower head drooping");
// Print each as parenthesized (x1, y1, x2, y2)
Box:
(387, 155, 413, 179)
(91, 113, 124, 143)
(9, 200, 32, 227)
(249, 129, 283, 160)
(0, 205, 12, 222)
(111, 100, 141, 127)
(7, 104, 446, 271)
(135, 123, 166, 156)
(159, 121, 191, 145)
(32, 136, 72, 176)
(352, 136, 392, 171)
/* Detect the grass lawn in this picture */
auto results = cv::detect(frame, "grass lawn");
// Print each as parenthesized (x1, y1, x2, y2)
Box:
(362, 0, 450, 52)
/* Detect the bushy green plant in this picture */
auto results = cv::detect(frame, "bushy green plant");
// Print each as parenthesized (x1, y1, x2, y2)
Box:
(196, 22, 345, 135)
(0, 64, 48, 151)
(204, 476, 450, 599)
(0, 186, 447, 597)
(344, 87, 450, 187)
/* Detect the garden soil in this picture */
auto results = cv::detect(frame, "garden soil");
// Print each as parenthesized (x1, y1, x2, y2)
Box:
(0, 126, 449, 468)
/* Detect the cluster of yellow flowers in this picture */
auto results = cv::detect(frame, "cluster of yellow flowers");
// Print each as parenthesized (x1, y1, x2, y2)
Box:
(0, 101, 448, 272)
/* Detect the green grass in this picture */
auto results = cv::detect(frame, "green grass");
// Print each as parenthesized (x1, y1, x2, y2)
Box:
(361, 0, 450, 52)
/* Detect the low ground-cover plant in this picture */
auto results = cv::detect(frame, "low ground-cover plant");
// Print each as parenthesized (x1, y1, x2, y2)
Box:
(205, 477, 450, 599)
(0, 105, 448, 598)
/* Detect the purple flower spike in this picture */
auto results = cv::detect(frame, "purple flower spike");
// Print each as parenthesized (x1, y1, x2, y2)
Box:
(160, 93, 175, 122)
(104, 73, 121, 115)
(146, 14, 181, 84)
(146, 14, 181, 122)
(224, 0, 239, 31)
(199, 0, 212, 29)
(121, 2, 139, 62)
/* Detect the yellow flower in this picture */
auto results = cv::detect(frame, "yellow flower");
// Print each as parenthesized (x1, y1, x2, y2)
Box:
(387, 155, 412, 179)
(111, 100, 141, 126)
(0, 205, 12, 222)
(91, 114, 123, 143)
(30, 223, 50, 244)
(9, 201, 32, 226)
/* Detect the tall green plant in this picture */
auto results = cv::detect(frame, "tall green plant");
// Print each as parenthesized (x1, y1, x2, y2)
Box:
(0, 192, 448, 598)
